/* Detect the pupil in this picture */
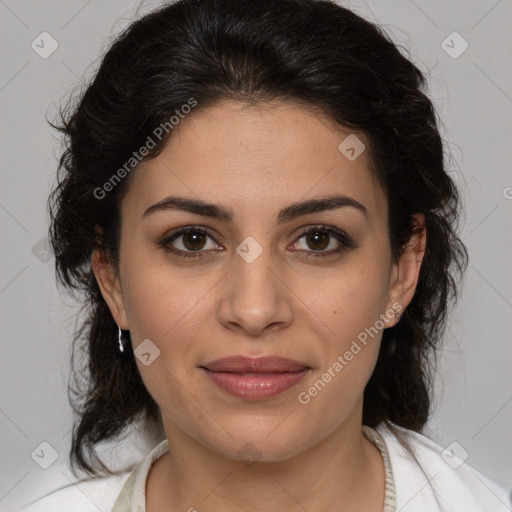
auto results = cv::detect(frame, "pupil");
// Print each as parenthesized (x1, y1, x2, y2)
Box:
(184, 232, 205, 250)
(307, 231, 329, 250)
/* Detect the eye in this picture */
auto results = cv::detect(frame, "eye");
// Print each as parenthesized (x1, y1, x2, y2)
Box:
(158, 224, 357, 260)
(290, 225, 358, 258)
(159, 227, 222, 258)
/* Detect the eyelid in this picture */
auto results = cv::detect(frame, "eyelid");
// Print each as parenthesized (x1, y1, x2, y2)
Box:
(158, 224, 357, 258)
(292, 224, 359, 254)
(157, 225, 224, 254)
(159, 226, 221, 255)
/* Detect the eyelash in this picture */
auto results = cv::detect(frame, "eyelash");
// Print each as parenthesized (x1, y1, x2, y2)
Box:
(158, 225, 358, 260)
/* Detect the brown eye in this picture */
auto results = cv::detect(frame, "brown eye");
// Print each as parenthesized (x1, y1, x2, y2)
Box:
(292, 225, 358, 258)
(159, 227, 221, 259)
(304, 230, 330, 251)
(181, 231, 208, 251)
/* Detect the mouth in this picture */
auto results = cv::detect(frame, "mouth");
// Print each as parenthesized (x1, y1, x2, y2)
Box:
(199, 356, 311, 400)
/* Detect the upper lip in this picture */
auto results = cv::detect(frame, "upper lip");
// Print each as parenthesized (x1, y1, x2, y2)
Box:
(201, 356, 310, 373)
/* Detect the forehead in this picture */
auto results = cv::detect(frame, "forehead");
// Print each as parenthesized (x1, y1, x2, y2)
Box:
(122, 99, 387, 222)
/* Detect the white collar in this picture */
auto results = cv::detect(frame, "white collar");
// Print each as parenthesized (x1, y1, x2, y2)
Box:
(110, 422, 510, 512)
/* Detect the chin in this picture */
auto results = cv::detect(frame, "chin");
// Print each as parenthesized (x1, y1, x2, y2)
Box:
(200, 423, 315, 464)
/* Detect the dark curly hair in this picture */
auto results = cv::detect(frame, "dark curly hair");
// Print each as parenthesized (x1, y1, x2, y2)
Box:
(48, 0, 468, 478)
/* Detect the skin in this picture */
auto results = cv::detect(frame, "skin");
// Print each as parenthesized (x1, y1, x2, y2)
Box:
(92, 99, 426, 511)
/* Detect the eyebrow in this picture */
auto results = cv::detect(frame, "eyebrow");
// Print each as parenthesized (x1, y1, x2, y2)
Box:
(143, 194, 367, 223)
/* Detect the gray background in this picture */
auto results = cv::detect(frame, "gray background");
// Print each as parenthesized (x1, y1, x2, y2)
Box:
(1, 0, 511, 509)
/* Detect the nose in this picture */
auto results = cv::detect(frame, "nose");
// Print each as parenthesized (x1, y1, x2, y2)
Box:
(216, 241, 294, 337)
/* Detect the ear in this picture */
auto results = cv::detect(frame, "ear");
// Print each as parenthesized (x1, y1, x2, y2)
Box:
(91, 247, 129, 330)
(385, 214, 427, 326)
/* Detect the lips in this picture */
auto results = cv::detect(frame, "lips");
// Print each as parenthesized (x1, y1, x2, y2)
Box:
(202, 356, 309, 373)
(200, 356, 311, 400)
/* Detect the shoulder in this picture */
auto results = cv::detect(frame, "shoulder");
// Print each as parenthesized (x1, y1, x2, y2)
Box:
(375, 421, 512, 512)
(19, 472, 132, 512)
(18, 427, 166, 512)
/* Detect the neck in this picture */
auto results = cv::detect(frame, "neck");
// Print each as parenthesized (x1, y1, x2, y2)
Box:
(146, 409, 385, 512)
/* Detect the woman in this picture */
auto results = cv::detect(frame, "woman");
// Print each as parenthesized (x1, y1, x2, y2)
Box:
(21, 0, 511, 510)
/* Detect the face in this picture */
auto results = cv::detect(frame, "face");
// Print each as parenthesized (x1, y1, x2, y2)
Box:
(93, 99, 424, 462)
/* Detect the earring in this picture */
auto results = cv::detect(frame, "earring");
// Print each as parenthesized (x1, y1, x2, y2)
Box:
(117, 326, 130, 353)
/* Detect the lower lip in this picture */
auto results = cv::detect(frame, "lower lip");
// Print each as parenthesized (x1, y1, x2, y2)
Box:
(202, 369, 309, 400)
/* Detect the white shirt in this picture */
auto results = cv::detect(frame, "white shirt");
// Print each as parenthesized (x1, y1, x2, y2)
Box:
(19, 421, 512, 512)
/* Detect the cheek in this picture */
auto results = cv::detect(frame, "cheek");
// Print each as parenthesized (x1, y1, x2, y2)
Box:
(293, 254, 390, 399)
(119, 244, 209, 344)
(119, 251, 215, 395)
(300, 254, 391, 338)
(124, 270, 211, 429)
(296, 288, 385, 421)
